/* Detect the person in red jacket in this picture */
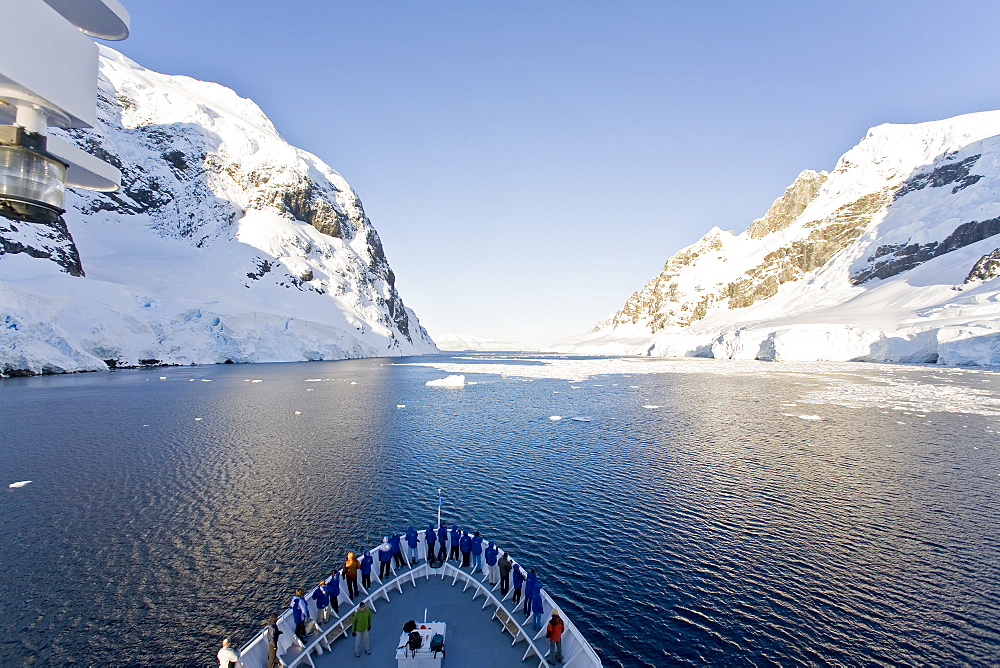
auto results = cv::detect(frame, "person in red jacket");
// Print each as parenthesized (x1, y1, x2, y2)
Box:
(545, 610, 565, 665)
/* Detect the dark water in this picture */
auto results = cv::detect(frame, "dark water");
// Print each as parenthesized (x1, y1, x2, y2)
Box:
(1, 353, 999, 667)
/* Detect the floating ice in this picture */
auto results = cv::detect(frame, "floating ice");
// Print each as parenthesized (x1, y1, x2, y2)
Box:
(642, 405, 660, 409)
(572, 416, 592, 422)
(797, 414, 822, 421)
(194, 417, 203, 421)
(305, 379, 323, 382)
(159, 376, 166, 380)
(251, 379, 263, 383)
(426, 375, 466, 388)
(549, 416, 562, 421)
(200, 379, 211, 382)
(8, 480, 32, 488)
(396, 405, 406, 409)
(350, 381, 358, 385)
(294, 411, 301, 415)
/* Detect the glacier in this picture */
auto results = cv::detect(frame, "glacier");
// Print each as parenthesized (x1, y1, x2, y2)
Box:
(555, 111, 1000, 365)
(0, 47, 436, 375)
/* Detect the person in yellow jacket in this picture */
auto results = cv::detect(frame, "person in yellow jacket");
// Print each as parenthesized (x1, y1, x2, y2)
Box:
(351, 601, 373, 657)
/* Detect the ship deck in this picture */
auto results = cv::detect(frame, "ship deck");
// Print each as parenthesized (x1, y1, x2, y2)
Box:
(313, 567, 540, 667)
(236, 545, 601, 668)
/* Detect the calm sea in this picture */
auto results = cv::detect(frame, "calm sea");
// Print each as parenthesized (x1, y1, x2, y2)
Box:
(1, 353, 998, 666)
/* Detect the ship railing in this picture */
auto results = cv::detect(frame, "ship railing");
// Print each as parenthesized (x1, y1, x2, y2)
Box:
(237, 538, 602, 667)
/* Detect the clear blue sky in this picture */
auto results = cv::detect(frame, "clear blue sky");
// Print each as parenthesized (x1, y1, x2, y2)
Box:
(112, 1, 1000, 346)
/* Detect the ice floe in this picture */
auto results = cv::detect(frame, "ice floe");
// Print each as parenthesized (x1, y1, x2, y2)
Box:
(549, 416, 562, 421)
(8, 480, 32, 488)
(426, 375, 466, 388)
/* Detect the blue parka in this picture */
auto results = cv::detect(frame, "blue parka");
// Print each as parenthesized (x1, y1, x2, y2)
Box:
(437, 524, 448, 545)
(311, 584, 330, 609)
(290, 595, 309, 624)
(450, 525, 461, 546)
(531, 588, 544, 614)
(378, 542, 392, 563)
(471, 534, 483, 556)
(512, 564, 524, 590)
(485, 542, 498, 566)
(361, 552, 374, 573)
(406, 526, 418, 549)
(390, 534, 402, 555)
(460, 532, 471, 554)
(425, 525, 437, 547)
(329, 572, 341, 597)
(524, 571, 538, 598)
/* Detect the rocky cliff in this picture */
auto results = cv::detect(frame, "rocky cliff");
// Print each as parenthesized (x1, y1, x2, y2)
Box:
(0, 47, 436, 375)
(560, 112, 1000, 365)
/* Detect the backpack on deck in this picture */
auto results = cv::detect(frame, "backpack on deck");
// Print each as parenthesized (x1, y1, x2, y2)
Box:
(430, 632, 445, 657)
(407, 630, 423, 656)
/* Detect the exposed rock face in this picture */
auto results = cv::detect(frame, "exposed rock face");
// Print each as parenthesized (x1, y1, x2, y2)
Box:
(0, 47, 436, 375)
(561, 111, 1000, 365)
(966, 248, 1000, 283)
(0, 216, 84, 276)
(747, 170, 828, 239)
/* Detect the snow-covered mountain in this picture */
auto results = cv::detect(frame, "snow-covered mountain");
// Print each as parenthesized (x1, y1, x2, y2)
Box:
(556, 111, 1000, 365)
(0, 47, 437, 375)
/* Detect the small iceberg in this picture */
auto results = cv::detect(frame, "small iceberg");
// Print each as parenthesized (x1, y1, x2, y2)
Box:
(797, 414, 822, 421)
(572, 417, 592, 422)
(549, 416, 562, 421)
(8, 481, 32, 488)
(426, 375, 466, 388)
(396, 404, 406, 409)
(642, 405, 661, 409)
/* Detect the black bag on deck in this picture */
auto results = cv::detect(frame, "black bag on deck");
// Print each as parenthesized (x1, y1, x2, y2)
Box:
(407, 630, 423, 654)
(430, 632, 445, 657)
(403, 620, 417, 633)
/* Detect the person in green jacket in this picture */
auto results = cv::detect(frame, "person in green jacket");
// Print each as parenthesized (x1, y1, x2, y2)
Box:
(351, 601, 373, 657)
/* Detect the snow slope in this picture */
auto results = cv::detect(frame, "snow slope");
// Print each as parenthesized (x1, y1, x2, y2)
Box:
(556, 112, 1000, 365)
(0, 47, 436, 375)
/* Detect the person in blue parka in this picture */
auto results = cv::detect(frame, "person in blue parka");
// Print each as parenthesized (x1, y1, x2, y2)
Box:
(329, 571, 341, 615)
(425, 524, 437, 562)
(361, 549, 374, 588)
(405, 525, 419, 564)
(449, 525, 461, 562)
(378, 537, 393, 579)
(290, 588, 311, 646)
(523, 568, 538, 616)
(471, 531, 484, 573)
(437, 523, 448, 562)
(484, 541, 499, 584)
(459, 531, 472, 567)
(390, 533, 405, 568)
(311, 579, 331, 624)
(531, 586, 545, 630)
(512, 563, 524, 606)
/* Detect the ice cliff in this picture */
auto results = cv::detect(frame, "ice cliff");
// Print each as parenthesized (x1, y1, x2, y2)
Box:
(0, 47, 437, 375)
(558, 111, 1000, 365)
